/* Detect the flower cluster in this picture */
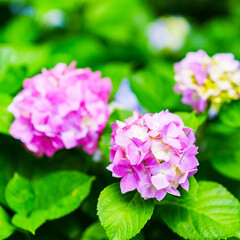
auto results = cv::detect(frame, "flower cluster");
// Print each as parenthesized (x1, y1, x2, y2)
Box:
(147, 16, 190, 52)
(9, 62, 112, 157)
(174, 50, 240, 114)
(107, 110, 198, 201)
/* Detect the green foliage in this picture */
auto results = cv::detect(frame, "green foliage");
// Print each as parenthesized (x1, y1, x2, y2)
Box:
(175, 111, 207, 132)
(81, 222, 107, 240)
(33, 171, 95, 220)
(130, 60, 182, 113)
(5, 173, 35, 215)
(156, 181, 240, 240)
(97, 62, 132, 100)
(2, 16, 40, 44)
(203, 119, 240, 181)
(5, 171, 94, 234)
(219, 101, 240, 128)
(212, 154, 240, 183)
(0, 46, 49, 94)
(1, 0, 240, 239)
(50, 35, 107, 68)
(12, 210, 47, 235)
(0, 65, 27, 95)
(179, 176, 199, 200)
(97, 183, 154, 240)
(0, 206, 15, 240)
(84, 0, 152, 44)
(0, 93, 13, 135)
(31, 0, 85, 12)
(211, 153, 240, 181)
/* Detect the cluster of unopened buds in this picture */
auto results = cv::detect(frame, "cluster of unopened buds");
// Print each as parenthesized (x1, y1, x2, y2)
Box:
(174, 50, 240, 115)
(8, 62, 112, 157)
(107, 110, 198, 201)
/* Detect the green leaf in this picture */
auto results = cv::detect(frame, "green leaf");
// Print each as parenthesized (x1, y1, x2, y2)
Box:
(31, 0, 85, 12)
(156, 181, 240, 240)
(180, 176, 199, 200)
(0, 93, 13, 135)
(5, 173, 35, 215)
(33, 171, 95, 220)
(97, 183, 154, 240)
(2, 16, 40, 44)
(131, 233, 144, 240)
(130, 61, 182, 113)
(81, 222, 108, 240)
(0, 162, 8, 205)
(0, 64, 27, 95)
(174, 111, 206, 132)
(211, 150, 240, 181)
(50, 35, 106, 69)
(12, 210, 47, 235)
(220, 101, 240, 128)
(12, 171, 95, 234)
(84, 0, 151, 43)
(175, 111, 199, 131)
(207, 127, 240, 181)
(99, 134, 112, 161)
(0, 205, 15, 239)
(0, 45, 49, 79)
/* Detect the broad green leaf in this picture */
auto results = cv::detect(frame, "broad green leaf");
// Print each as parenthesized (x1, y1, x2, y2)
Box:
(0, 45, 49, 79)
(110, 109, 133, 122)
(81, 222, 107, 240)
(174, 111, 202, 132)
(33, 171, 95, 220)
(220, 101, 240, 128)
(179, 176, 198, 200)
(84, 0, 151, 43)
(99, 134, 112, 161)
(2, 16, 40, 44)
(208, 121, 236, 135)
(207, 127, 240, 181)
(156, 181, 240, 240)
(130, 61, 182, 113)
(0, 205, 15, 239)
(131, 233, 144, 240)
(5, 173, 35, 215)
(97, 183, 154, 240)
(0, 65, 27, 95)
(211, 150, 240, 181)
(12, 171, 94, 234)
(0, 93, 13, 135)
(197, 112, 208, 126)
(0, 153, 14, 206)
(50, 35, 106, 68)
(12, 210, 47, 235)
(31, 0, 85, 12)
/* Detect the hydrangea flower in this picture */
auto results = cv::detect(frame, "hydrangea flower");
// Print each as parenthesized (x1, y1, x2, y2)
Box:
(8, 62, 112, 157)
(174, 50, 240, 115)
(114, 78, 145, 112)
(147, 16, 190, 52)
(107, 110, 198, 201)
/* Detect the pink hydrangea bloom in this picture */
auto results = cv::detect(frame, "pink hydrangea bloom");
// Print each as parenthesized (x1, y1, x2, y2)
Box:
(174, 50, 240, 114)
(8, 62, 112, 157)
(107, 110, 198, 201)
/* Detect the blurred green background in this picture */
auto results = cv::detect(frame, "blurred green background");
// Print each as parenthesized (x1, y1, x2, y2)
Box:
(1, 0, 240, 115)
(1, 0, 240, 239)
